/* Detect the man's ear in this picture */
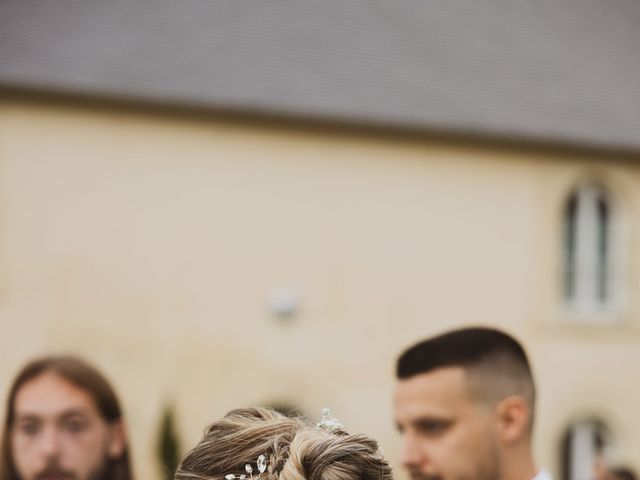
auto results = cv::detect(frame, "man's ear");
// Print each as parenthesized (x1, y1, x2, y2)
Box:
(495, 395, 530, 445)
(107, 420, 127, 459)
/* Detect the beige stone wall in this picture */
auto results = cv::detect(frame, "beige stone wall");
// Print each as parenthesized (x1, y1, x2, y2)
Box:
(0, 98, 639, 479)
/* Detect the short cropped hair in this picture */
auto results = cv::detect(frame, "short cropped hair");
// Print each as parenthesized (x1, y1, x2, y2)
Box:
(397, 327, 535, 417)
(0, 355, 133, 480)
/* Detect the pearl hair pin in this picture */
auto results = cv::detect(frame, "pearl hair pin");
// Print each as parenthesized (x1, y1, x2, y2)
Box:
(316, 408, 343, 432)
(225, 455, 267, 480)
(224, 409, 342, 480)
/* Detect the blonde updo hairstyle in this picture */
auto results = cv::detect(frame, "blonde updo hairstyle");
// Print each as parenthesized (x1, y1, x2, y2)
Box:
(175, 407, 393, 480)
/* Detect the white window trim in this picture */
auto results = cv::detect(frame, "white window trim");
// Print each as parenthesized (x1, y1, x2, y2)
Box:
(563, 182, 627, 322)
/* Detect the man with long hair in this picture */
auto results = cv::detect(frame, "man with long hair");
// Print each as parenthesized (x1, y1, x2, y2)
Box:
(1, 356, 133, 480)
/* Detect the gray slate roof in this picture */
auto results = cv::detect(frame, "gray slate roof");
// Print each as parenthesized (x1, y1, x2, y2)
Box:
(2, 0, 640, 152)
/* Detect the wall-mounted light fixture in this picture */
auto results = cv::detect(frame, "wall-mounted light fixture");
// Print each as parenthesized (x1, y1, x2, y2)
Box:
(269, 288, 299, 319)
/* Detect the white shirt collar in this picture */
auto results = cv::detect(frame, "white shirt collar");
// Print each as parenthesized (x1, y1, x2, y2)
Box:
(533, 470, 553, 480)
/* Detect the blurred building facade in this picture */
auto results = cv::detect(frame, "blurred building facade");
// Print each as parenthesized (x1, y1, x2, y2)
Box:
(1, 1, 640, 479)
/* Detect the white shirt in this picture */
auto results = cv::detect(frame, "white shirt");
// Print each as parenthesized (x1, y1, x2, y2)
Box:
(533, 470, 553, 480)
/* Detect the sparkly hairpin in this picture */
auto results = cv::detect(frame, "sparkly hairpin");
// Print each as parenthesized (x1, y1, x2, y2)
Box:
(316, 408, 343, 432)
(225, 455, 267, 480)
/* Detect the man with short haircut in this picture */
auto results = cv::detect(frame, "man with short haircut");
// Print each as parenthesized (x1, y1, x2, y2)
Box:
(1, 356, 133, 480)
(394, 327, 548, 480)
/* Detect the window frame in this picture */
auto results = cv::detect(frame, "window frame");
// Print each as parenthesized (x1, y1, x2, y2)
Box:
(560, 180, 627, 322)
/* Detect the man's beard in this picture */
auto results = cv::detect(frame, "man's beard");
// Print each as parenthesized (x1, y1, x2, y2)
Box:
(408, 465, 500, 480)
(34, 461, 76, 480)
(406, 470, 443, 480)
(88, 459, 113, 480)
(406, 441, 501, 480)
(32, 458, 111, 480)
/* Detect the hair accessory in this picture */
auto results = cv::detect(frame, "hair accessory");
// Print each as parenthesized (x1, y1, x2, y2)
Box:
(316, 408, 343, 432)
(225, 455, 267, 480)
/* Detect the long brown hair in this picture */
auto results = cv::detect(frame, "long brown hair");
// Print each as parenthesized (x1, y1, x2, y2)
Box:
(0, 355, 133, 480)
(176, 407, 393, 480)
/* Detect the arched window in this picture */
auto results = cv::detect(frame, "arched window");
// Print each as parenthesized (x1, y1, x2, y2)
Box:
(563, 183, 620, 314)
(561, 420, 615, 480)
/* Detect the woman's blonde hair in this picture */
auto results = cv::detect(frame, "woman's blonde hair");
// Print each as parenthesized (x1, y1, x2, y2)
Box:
(175, 407, 393, 480)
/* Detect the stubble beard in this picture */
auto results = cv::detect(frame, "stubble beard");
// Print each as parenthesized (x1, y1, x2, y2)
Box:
(473, 438, 502, 480)
(406, 439, 502, 480)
